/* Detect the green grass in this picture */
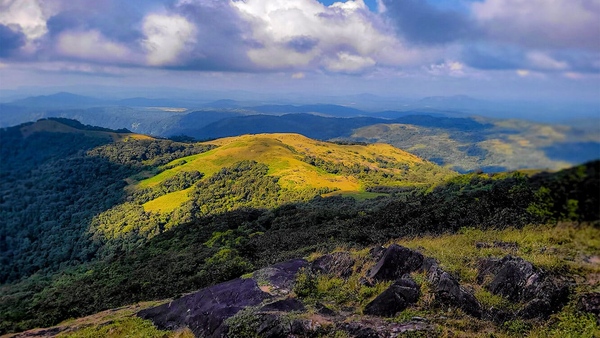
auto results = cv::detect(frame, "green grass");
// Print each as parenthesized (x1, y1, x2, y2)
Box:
(133, 133, 454, 214)
(58, 317, 189, 338)
(143, 188, 192, 213)
(18, 301, 195, 338)
(397, 223, 600, 283)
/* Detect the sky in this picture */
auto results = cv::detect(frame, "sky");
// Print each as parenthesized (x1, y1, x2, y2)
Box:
(0, 0, 599, 102)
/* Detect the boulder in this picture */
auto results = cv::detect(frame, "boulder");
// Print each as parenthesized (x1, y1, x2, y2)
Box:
(363, 277, 420, 317)
(367, 244, 424, 281)
(430, 267, 482, 318)
(138, 259, 307, 338)
(138, 278, 268, 338)
(482, 256, 536, 301)
(260, 298, 305, 312)
(254, 259, 308, 292)
(315, 302, 337, 316)
(338, 322, 380, 338)
(478, 256, 570, 319)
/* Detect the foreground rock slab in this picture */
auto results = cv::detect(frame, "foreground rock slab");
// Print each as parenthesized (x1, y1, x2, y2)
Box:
(139, 259, 307, 338)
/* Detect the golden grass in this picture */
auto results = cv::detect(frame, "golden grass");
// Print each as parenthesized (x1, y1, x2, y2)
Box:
(136, 133, 436, 195)
(143, 188, 192, 213)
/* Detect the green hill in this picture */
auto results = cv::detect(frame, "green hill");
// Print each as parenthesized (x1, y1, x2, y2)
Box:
(135, 133, 454, 212)
(88, 133, 455, 258)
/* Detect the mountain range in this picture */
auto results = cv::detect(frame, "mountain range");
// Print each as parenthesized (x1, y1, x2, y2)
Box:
(1, 92, 598, 173)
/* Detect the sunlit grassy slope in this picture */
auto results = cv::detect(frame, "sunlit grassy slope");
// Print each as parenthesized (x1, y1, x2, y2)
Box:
(139, 133, 455, 213)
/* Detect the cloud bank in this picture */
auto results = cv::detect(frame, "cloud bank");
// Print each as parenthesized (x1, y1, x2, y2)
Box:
(0, 0, 597, 77)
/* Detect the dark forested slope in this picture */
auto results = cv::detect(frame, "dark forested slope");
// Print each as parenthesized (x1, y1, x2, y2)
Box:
(0, 119, 214, 283)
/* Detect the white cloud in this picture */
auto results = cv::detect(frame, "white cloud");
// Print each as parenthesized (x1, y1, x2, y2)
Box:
(472, 0, 600, 51)
(231, 0, 424, 72)
(57, 30, 134, 63)
(142, 13, 196, 66)
(325, 52, 376, 72)
(0, 0, 48, 41)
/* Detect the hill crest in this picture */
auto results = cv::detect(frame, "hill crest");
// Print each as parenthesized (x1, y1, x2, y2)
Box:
(18, 118, 152, 141)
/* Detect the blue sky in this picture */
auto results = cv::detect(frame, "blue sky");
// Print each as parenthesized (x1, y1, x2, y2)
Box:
(0, 0, 598, 103)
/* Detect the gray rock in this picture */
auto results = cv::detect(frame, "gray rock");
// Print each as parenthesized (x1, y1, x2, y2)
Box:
(478, 256, 571, 319)
(138, 278, 268, 338)
(367, 244, 424, 281)
(363, 277, 420, 317)
(260, 298, 305, 312)
(579, 292, 600, 317)
(431, 269, 482, 318)
(138, 259, 307, 338)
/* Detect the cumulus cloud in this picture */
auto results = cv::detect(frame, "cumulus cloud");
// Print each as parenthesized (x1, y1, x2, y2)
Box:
(230, 0, 430, 73)
(1, 0, 598, 78)
(142, 14, 196, 66)
(56, 30, 136, 63)
(0, 0, 48, 42)
(458, 0, 600, 74)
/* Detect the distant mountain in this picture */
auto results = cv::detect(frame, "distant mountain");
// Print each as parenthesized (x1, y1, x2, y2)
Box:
(179, 113, 383, 140)
(10, 92, 109, 108)
(346, 118, 600, 172)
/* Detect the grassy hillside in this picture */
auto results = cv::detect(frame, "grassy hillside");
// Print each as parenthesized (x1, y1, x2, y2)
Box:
(86, 133, 454, 261)
(1, 160, 597, 335)
(134, 133, 452, 212)
(1, 118, 598, 336)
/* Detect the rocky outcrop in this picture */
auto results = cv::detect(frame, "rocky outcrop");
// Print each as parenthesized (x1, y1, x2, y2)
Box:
(478, 256, 570, 319)
(426, 261, 483, 318)
(138, 245, 570, 337)
(138, 259, 307, 338)
(363, 277, 420, 317)
(367, 244, 424, 281)
(579, 293, 600, 323)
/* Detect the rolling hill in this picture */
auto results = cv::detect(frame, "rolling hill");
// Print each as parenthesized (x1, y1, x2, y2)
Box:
(134, 133, 454, 212)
